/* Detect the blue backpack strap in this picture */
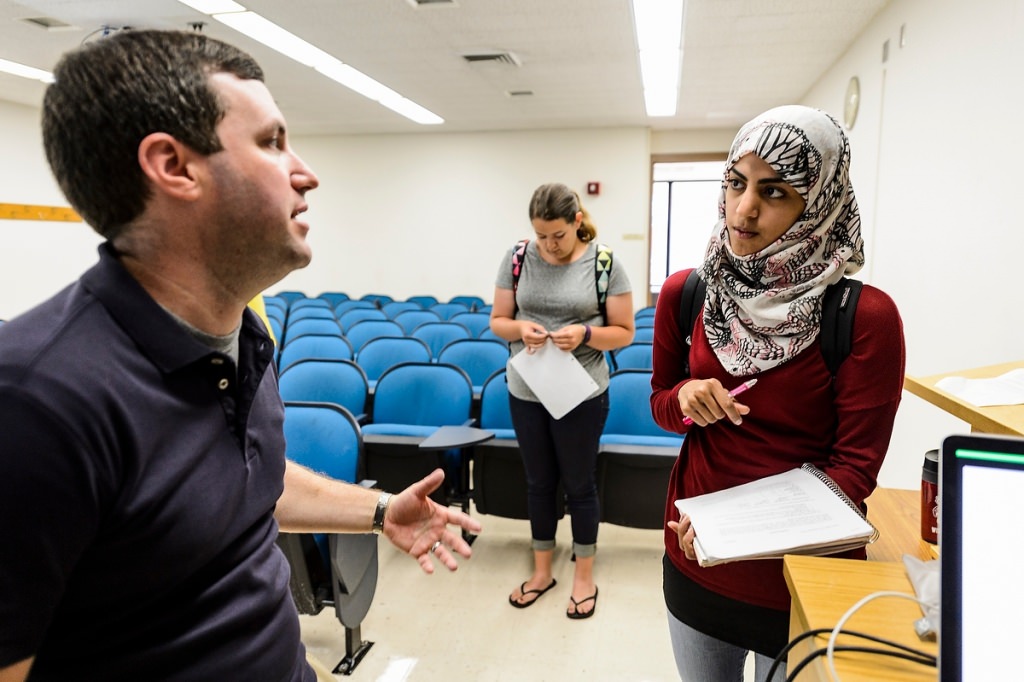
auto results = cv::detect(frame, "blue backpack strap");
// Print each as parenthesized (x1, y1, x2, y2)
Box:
(595, 243, 613, 323)
(677, 270, 706, 378)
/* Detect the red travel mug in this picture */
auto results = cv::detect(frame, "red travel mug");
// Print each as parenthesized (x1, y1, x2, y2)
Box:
(921, 449, 939, 544)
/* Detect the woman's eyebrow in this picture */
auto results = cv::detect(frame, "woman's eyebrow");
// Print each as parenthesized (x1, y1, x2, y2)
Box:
(730, 168, 785, 184)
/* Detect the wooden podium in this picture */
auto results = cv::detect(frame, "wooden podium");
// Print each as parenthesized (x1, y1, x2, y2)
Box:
(903, 360, 1024, 436)
(782, 487, 938, 680)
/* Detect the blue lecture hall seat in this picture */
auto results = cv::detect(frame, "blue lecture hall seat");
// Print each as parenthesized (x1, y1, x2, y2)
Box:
(278, 402, 378, 674)
(337, 308, 388, 334)
(287, 306, 336, 323)
(634, 316, 656, 329)
(359, 293, 393, 307)
(317, 292, 350, 308)
(597, 369, 684, 529)
(343, 319, 404, 354)
(392, 309, 442, 335)
(635, 305, 656, 320)
(290, 298, 332, 312)
(278, 358, 369, 422)
(273, 290, 307, 305)
(281, 317, 343, 346)
(410, 321, 471, 359)
(278, 334, 354, 372)
(405, 295, 438, 309)
(448, 295, 486, 311)
(633, 326, 655, 343)
(428, 302, 471, 321)
(333, 300, 378, 317)
(355, 336, 431, 392)
(381, 301, 422, 319)
(435, 338, 509, 401)
(448, 312, 493, 339)
(611, 342, 654, 371)
(361, 362, 474, 506)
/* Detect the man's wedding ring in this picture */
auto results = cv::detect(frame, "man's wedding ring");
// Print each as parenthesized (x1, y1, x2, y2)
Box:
(430, 540, 442, 555)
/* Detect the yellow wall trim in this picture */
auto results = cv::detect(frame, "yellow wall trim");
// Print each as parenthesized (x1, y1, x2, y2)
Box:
(0, 203, 81, 222)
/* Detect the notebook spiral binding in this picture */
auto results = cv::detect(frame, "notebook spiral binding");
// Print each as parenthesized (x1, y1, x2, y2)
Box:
(800, 463, 880, 543)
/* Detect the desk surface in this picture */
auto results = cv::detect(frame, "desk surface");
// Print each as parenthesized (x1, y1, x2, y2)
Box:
(418, 425, 495, 450)
(784, 555, 937, 681)
(864, 488, 937, 563)
(903, 360, 1024, 436)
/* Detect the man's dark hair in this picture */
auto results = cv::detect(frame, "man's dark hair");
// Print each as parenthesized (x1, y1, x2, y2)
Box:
(42, 29, 264, 240)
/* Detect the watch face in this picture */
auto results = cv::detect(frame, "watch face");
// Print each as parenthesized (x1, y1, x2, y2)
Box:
(844, 76, 860, 130)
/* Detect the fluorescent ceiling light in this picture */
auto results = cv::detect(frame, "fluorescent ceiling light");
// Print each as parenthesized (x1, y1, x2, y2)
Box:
(176, 0, 245, 13)
(315, 61, 400, 103)
(213, 12, 333, 67)
(0, 58, 54, 83)
(178, 0, 443, 125)
(316, 61, 443, 125)
(632, 0, 684, 117)
(376, 96, 444, 126)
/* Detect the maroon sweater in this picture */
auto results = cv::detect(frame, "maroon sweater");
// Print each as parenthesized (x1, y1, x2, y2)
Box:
(651, 269, 906, 610)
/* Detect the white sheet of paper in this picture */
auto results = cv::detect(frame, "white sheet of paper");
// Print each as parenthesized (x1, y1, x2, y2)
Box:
(935, 368, 1024, 407)
(509, 339, 599, 419)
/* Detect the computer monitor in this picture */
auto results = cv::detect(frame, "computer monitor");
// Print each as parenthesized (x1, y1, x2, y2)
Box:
(940, 433, 1024, 681)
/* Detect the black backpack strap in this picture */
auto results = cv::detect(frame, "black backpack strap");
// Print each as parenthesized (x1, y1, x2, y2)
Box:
(511, 239, 529, 316)
(677, 270, 706, 378)
(820, 277, 862, 378)
(594, 243, 613, 323)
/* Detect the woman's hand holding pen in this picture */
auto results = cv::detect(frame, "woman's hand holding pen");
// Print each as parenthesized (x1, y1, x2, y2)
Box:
(677, 378, 753, 427)
(520, 321, 549, 353)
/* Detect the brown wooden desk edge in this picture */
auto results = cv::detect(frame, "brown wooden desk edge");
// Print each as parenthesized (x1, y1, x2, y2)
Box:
(864, 488, 936, 563)
(903, 360, 1024, 436)
(784, 555, 938, 681)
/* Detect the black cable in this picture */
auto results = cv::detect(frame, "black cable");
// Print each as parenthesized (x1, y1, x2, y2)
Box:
(765, 627, 937, 681)
(786, 645, 935, 681)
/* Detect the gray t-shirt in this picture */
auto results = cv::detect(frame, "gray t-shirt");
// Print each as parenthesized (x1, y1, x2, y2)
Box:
(495, 240, 632, 402)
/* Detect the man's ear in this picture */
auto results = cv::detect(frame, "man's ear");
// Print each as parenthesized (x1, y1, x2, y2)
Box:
(137, 132, 202, 201)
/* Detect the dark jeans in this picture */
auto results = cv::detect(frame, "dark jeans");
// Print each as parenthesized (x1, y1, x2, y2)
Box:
(508, 391, 609, 555)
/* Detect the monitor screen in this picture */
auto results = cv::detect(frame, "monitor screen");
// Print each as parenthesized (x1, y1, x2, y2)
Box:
(940, 433, 1024, 681)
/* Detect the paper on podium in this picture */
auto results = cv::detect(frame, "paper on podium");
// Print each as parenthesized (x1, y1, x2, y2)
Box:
(935, 368, 1024, 407)
(509, 339, 598, 419)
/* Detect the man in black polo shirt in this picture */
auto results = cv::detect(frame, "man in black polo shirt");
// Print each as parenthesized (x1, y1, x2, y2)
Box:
(0, 30, 480, 682)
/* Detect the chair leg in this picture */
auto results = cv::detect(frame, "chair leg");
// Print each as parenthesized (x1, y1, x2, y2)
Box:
(332, 625, 374, 676)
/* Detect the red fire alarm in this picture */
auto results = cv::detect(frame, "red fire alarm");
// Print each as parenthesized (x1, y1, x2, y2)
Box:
(586, 182, 600, 196)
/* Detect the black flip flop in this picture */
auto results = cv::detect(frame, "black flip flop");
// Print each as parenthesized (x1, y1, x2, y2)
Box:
(566, 586, 598, 619)
(508, 579, 557, 609)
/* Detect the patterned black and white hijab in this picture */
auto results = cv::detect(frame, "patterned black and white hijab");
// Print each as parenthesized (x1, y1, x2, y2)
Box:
(700, 105, 865, 377)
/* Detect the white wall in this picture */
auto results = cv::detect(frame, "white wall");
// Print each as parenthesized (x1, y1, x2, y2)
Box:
(3, 0, 1021, 490)
(0, 100, 103, 318)
(800, 0, 1024, 488)
(277, 128, 653, 311)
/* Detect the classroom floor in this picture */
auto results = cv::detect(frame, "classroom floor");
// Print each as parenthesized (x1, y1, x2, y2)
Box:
(299, 512, 695, 681)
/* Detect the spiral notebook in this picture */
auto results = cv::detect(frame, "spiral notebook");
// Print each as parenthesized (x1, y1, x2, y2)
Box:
(673, 464, 877, 567)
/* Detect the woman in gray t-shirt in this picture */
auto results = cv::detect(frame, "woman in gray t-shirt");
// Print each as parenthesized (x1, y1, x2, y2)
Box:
(490, 183, 634, 619)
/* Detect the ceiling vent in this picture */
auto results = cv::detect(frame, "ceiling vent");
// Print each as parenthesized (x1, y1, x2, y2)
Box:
(462, 52, 522, 67)
(405, 0, 457, 7)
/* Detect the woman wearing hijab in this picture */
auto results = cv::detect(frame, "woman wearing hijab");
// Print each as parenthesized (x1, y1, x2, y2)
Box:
(650, 105, 905, 681)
